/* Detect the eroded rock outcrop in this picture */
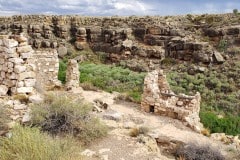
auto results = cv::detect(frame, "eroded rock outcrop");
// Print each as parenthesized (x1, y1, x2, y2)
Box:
(0, 15, 229, 72)
(141, 70, 203, 132)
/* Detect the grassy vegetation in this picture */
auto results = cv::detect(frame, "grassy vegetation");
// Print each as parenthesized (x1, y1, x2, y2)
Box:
(58, 60, 67, 83)
(30, 93, 108, 145)
(79, 63, 146, 102)
(0, 105, 10, 133)
(167, 62, 240, 135)
(200, 112, 240, 136)
(0, 125, 82, 160)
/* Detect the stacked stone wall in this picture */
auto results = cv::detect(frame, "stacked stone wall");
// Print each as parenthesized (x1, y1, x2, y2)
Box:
(0, 35, 36, 96)
(32, 49, 60, 90)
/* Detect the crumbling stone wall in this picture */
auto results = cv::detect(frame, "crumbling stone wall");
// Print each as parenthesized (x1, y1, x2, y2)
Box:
(32, 49, 60, 90)
(141, 70, 203, 132)
(65, 59, 80, 90)
(0, 35, 36, 96)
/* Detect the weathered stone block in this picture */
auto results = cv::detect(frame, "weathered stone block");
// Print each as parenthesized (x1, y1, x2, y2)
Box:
(17, 45, 33, 53)
(3, 39, 18, 48)
(14, 65, 26, 73)
(9, 58, 24, 64)
(20, 51, 33, 59)
(0, 85, 8, 96)
(18, 71, 35, 81)
(16, 87, 33, 93)
(24, 79, 36, 87)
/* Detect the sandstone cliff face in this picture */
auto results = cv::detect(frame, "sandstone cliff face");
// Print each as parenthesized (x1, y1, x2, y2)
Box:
(1, 14, 236, 71)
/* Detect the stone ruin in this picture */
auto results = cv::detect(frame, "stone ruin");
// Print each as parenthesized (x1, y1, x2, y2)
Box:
(0, 35, 79, 128)
(141, 70, 203, 132)
(0, 35, 36, 96)
(65, 59, 80, 90)
(33, 49, 60, 90)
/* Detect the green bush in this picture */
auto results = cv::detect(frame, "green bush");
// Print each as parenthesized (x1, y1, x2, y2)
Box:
(218, 39, 228, 52)
(79, 63, 146, 103)
(167, 66, 240, 135)
(0, 125, 82, 160)
(200, 112, 240, 135)
(175, 143, 225, 160)
(30, 93, 108, 145)
(58, 60, 67, 83)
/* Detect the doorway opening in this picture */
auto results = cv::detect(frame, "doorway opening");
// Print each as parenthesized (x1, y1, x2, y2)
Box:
(149, 105, 155, 113)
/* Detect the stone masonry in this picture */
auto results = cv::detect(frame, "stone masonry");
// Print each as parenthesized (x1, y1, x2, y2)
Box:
(32, 49, 60, 90)
(65, 59, 80, 90)
(0, 35, 36, 96)
(141, 70, 203, 132)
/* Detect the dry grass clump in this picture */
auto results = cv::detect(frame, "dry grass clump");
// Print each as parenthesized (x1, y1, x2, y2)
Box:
(0, 105, 10, 135)
(0, 125, 83, 160)
(201, 128, 211, 137)
(129, 126, 149, 137)
(80, 82, 99, 91)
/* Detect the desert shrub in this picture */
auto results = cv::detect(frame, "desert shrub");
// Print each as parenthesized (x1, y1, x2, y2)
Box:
(0, 105, 10, 134)
(30, 94, 108, 145)
(0, 125, 82, 160)
(129, 126, 149, 137)
(80, 82, 99, 91)
(201, 128, 211, 137)
(58, 60, 67, 83)
(13, 94, 29, 103)
(138, 126, 149, 135)
(218, 39, 228, 52)
(175, 143, 225, 160)
(79, 63, 146, 103)
(161, 58, 177, 66)
(129, 127, 140, 137)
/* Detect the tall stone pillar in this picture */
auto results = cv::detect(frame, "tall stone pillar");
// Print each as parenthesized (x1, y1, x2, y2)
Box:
(65, 59, 80, 90)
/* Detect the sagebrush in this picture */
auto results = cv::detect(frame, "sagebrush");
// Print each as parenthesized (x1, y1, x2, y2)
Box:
(30, 93, 108, 144)
(175, 143, 225, 160)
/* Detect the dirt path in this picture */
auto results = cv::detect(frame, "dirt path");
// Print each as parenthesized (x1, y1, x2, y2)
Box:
(76, 89, 237, 160)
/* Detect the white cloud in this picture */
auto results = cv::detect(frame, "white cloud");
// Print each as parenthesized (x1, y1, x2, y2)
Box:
(0, 0, 239, 16)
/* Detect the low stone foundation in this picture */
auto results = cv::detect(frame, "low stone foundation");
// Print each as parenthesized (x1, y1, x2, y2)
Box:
(141, 70, 203, 132)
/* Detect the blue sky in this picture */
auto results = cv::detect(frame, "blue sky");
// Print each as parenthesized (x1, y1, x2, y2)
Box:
(0, 0, 239, 16)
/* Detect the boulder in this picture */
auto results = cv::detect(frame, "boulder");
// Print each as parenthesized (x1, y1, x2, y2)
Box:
(29, 94, 44, 104)
(57, 46, 68, 58)
(122, 39, 133, 48)
(138, 135, 160, 153)
(22, 111, 31, 123)
(3, 39, 18, 48)
(213, 51, 225, 63)
(103, 110, 122, 122)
